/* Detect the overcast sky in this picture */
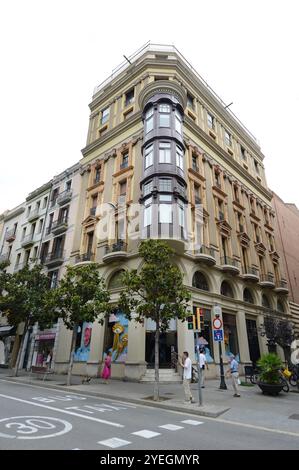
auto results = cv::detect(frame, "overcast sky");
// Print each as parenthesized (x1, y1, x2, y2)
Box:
(1, 0, 298, 213)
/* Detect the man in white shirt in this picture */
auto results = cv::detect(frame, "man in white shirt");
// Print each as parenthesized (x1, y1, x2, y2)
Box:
(199, 348, 208, 388)
(180, 351, 195, 403)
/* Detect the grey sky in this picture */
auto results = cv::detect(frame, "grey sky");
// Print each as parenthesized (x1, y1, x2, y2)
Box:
(1, 0, 298, 213)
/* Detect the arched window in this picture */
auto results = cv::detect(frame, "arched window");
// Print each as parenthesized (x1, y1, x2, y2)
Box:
(108, 270, 125, 289)
(262, 294, 271, 309)
(220, 281, 234, 298)
(277, 299, 285, 313)
(243, 288, 254, 304)
(192, 272, 209, 291)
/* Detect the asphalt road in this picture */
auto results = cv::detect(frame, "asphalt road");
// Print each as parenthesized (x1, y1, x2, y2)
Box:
(0, 379, 298, 450)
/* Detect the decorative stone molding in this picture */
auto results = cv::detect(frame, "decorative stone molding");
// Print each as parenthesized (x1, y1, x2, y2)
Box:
(138, 80, 187, 110)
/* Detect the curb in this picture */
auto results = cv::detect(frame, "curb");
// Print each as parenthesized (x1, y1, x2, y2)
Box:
(2, 377, 228, 418)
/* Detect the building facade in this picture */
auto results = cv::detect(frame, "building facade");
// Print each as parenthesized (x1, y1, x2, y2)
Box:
(52, 44, 291, 380)
(272, 192, 299, 336)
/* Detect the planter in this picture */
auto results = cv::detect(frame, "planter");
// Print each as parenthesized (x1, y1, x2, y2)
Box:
(257, 381, 284, 396)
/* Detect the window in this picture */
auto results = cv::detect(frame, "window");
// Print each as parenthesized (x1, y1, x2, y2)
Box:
(192, 154, 198, 172)
(123, 108, 133, 120)
(254, 160, 259, 174)
(66, 180, 72, 191)
(176, 146, 184, 170)
(38, 219, 43, 233)
(214, 170, 221, 188)
(144, 197, 152, 227)
(27, 205, 31, 215)
(192, 272, 209, 291)
(194, 184, 201, 204)
(125, 89, 134, 107)
(33, 246, 38, 260)
(178, 201, 185, 227)
(119, 180, 127, 195)
(143, 180, 153, 196)
(109, 270, 125, 289)
(121, 152, 129, 169)
(159, 194, 172, 202)
(187, 93, 194, 109)
(240, 145, 247, 160)
(175, 110, 182, 135)
(243, 288, 254, 304)
(15, 253, 21, 268)
(223, 313, 239, 357)
(159, 142, 171, 163)
(101, 107, 110, 125)
(49, 270, 59, 289)
(158, 103, 171, 127)
(94, 166, 101, 184)
(145, 107, 154, 133)
(277, 299, 285, 313)
(207, 112, 215, 129)
(159, 202, 172, 224)
(221, 281, 234, 298)
(43, 197, 48, 208)
(262, 294, 271, 309)
(159, 178, 171, 192)
(224, 130, 232, 147)
(233, 185, 239, 202)
(144, 144, 153, 168)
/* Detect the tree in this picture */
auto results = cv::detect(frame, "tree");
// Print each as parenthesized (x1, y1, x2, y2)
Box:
(51, 264, 110, 386)
(0, 264, 54, 376)
(119, 239, 191, 401)
(261, 315, 294, 364)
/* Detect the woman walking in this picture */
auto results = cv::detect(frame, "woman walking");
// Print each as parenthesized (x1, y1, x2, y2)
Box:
(101, 351, 112, 384)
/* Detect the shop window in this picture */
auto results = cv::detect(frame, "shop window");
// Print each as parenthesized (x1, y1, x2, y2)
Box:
(192, 272, 209, 291)
(193, 307, 214, 362)
(103, 308, 129, 362)
(74, 322, 93, 362)
(223, 313, 239, 358)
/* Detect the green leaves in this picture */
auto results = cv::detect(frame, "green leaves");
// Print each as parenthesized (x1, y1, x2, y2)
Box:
(257, 353, 283, 384)
(119, 240, 191, 329)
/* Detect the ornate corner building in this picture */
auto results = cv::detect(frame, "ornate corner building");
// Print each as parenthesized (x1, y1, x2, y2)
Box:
(51, 44, 291, 380)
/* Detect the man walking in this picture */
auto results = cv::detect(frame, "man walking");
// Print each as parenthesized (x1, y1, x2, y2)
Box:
(199, 348, 208, 388)
(180, 351, 195, 403)
(226, 354, 241, 397)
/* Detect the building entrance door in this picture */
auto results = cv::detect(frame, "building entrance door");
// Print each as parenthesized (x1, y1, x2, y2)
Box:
(246, 318, 261, 365)
(145, 330, 177, 368)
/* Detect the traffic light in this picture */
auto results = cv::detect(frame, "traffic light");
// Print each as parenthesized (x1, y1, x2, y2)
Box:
(187, 315, 196, 330)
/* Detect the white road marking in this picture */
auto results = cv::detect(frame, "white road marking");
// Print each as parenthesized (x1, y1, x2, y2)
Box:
(0, 393, 124, 428)
(159, 424, 184, 431)
(131, 430, 161, 439)
(98, 437, 131, 448)
(0, 416, 72, 440)
(182, 420, 204, 426)
(111, 402, 137, 408)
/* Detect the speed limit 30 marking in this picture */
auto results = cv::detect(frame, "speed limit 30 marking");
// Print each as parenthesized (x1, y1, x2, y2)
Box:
(0, 416, 72, 439)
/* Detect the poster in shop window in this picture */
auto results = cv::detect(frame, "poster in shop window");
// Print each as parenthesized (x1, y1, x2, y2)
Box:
(74, 322, 92, 362)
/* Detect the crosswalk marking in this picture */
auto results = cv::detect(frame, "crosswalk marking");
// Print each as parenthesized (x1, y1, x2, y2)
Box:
(98, 438, 131, 448)
(159, 424, 184, 431)
(131, 430, 161, 439)
(182, 419, 204, 426)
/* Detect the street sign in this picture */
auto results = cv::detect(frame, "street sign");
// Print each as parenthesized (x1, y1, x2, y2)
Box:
(213, 317, 222, 330)
(213, 330, 223, 342)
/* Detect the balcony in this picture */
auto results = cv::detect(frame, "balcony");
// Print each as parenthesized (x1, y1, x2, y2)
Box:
(51, 218, 68, 235)
(5, 230, 16, 243)
(194, 245, 216, 266)
(44, 250, 65, 267)
(103, 241, 128, 263)
(241, 266, 259, 282)
(274, 279, 289, 294)
(57, 189, 72, 206)
(259, 273, 275, 289)
(220, 256, 241, 275)
(0, 253, 10, 264)
(75, 252, 95, 264)
(21, 233, 35, 247)
(27, 208, 40, 222)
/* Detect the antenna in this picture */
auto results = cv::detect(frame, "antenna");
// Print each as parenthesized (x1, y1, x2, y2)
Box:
(224, 102, 233, 109)
(123, 55, 132, 65)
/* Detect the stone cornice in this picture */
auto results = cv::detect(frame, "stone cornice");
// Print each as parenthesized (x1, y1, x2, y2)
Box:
(81, 112, 143, 160)
(26, 180, 52, 202)
(138, 80, 187, 110)
(3, 206, 25, 222)
(184, 115, 272, 202)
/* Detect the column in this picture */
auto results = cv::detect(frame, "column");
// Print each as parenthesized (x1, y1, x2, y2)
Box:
(236, 309, 251, 363)
(124, 319, 146, 381)
(256, 314, 268, 355)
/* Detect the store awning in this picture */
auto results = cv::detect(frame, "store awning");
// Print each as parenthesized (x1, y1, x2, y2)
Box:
(0, 325, 16, 337)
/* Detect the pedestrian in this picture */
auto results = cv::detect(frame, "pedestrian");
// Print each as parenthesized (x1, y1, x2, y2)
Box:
(199, 348, 208, 388)
(101, 350, 112, 384)
(179, 351, 195, 403)
(45, 350, 52, 369)
(226, 354, 241, 397)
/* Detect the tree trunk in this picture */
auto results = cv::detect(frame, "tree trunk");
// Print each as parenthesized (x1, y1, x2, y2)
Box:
(153, 322, 160, 401)
(67, 325, 78, 386)
(13, 320, 29, 377)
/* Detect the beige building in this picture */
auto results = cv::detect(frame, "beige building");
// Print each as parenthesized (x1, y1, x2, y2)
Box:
(53, 43, 291, 380)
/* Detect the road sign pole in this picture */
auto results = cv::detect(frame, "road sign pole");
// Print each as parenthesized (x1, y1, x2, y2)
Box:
(195, 332, 203, 406)
(219, 340, 227, 390)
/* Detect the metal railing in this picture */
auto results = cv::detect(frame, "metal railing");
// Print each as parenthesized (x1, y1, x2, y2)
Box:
(27, 208, 39, 220)
(5, 229, 16, 241)
(276, 279, 288, 289)
(221, 256, 240, 268)
(105, 241, 127, 254)
(196, 245, 215, 258)
(56, 189, 72, 204)
(21, 233, 35, 245)
(51, 217, 68, 230)
(44, 250, 65, 263)
(243, 266, 259, 276)
(75, 252, 95, 263)
(92, 42, 258, 145)
(260, 273, 275, 283)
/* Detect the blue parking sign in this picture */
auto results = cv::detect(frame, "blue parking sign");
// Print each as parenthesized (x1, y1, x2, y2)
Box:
(213, 330, 223, 342)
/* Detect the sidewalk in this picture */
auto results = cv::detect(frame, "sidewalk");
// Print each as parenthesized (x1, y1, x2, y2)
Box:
(1, 368, 299, 434)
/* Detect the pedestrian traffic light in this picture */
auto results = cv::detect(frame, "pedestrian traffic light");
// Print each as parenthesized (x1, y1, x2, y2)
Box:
(187, 315, 196, 330)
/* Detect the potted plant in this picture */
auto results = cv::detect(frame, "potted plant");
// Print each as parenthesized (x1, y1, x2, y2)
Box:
(256, 353, 284, 395)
